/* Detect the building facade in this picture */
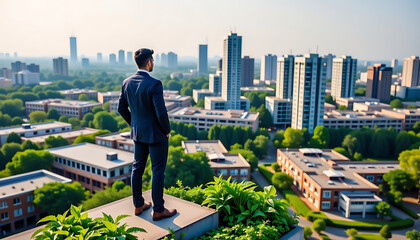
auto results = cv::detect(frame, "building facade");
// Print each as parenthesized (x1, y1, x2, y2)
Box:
(265, 97, 292, 129)
(366, 64, 392, 102)
(198, 44, 208, 75)
(331, 56, 357, 99)
(53, 57, 69, 76)
(381, 108, 420, 130)
(276, 55, 295, 99)
(401, 56, 420, 87)
(291, 54, 327, 134)
(168, 107, 259, 132)
(261, 54, 277, 81)
(323, 54, 335, 80)
(241, 56, 254, 87)
(70, 37, 77, 62)
(25, 99, 102, 120)
(11, 70, 40, 86)
(118, 50, 125, 65)
(97, 91, 121, 104)
(59, 89, 98, 100)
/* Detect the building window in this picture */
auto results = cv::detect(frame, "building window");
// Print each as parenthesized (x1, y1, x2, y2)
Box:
(366, 175, 374, 182)
(110, 170, 115, 177)
(321, 202, 330, 210)
(323, 191, 331, 198)
(119, 168, 124, 175)
(217, 169, 228, 176)
(102, 170, 107, 177)
(376, 176, 383, 182)
(1, 212, 8, 220)
(240, 169, 248, 176)
(27, 205, 35, 213)
(334, 191, 339, 198)
(27, 195, 34, 202)
(97, 140, 101, 145)
(0, 202, 8, 209)
(14, 208, 23, 217)
(230, 169, 238, 175)
(13, 198, 21, 205)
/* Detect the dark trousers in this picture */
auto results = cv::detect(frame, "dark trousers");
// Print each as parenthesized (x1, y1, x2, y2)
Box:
(132, 139, 168, 212)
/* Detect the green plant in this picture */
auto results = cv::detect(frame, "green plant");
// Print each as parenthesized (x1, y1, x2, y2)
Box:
(376, 202, 392, 219)
(312, 219, 326, 233)
(199, 221, 282, 240)
(31, 205, 145, 240)
(406, 229, 420, 240)
(282, 189, 311, 217)
(258, 164, 274, 181)
(347, 228, 358, 237)
(271, 162, 280, 172)
(202, 176, 297, 230)
(379, 225, 391, 239)
(272, 172, 293, 190)
(164, 180, 206, 204)
(304, 226, 312, 240)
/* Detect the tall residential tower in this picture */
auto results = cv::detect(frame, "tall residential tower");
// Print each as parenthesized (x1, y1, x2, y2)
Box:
(402, 56, 420, 87)
(366, 64, 392, 102)
(241, 56, 254, 87)
(331, 56, 357, 99)
(261, 54, 277, 82)
(69, 37, 77, 63)
(276, 55, 295, 99)
(198, 44, 208, 74)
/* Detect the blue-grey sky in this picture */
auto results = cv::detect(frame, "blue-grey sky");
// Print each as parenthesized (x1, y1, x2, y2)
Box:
(1, 0, 419, 60)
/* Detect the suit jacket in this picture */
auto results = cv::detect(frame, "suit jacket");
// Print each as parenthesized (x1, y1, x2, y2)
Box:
(118, 71, 170, 143)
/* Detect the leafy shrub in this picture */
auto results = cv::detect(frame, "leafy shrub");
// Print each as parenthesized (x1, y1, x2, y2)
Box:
(304, 226, 312, 240)
(379, 225, 391, 239)
(200, 221, 283, 240)
(258, 164, 274, 181)
(202, 176, 297, 232)
(82, 181, 132, 211)
(272, 172, 293, 190)
(347, 228, 358, 237)
(31, 205, 145, 240)
(271, 162, 280, 172)
(164, 180, 206, 204)
(312, 219, 326, 233)
(406, 229, 420, 240)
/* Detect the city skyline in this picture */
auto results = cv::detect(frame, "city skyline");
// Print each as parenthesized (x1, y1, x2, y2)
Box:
(1, 0, 419, 60)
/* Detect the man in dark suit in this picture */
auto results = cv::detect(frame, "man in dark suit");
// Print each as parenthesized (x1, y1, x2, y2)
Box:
(118, 48, 177, 221)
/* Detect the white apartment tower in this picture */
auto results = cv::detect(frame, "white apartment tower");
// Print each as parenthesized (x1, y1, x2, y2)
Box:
(198, 44, 208, 74)
(291, 54, 327, 133)
(402, 56, 420, 87)
(331, 56, 357, 99)
(222, 33, 242, 110)
(261, 54, 277, 81)
(276, 55, 295, 99)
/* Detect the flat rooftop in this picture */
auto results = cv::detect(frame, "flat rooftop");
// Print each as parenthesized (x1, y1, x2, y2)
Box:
(240, 86, 275, 92)
(336, 97, 379, 102)
(22, 128, 99, 144)
(168, 107, 259, 121)
(59, 89, 97, 94)
(98, 91, 121, 96)
(208, 153, 250, 169)
(353, 101, 391, 107)
(280, 148, 382, 189)
(96, 132, 133, 144)
(194, 89, 212, 93)
(205, 96, 225, 101)
(265, 96, 292, 102)
(6, 190, 218, 240)
(0, 170, 71, 200)
(382, 108, 420, 115)
(48, 143, 134, 170)
(26, 99, 101, 108)
(324, 110, 401, 120)
(164, 95, 190, 101)
(0, 121, 71, 136)
(182, 140, 228, 154)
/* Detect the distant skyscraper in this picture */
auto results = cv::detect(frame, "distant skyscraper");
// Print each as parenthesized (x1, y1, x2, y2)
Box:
(27, 64, 40, 73)
(167, 52, 178, 68)
(401, 56, 420, 87)
(323, 54, 335, 80)
(217, 58, 223, 71)
(291, 54, 326, 134)
(276, 55, 295, 99)
(70, 37, 77, 63)
(391, 59, 398, 69)
(241, 56, 254, 87)
(126, 51, 133, 64)
(155, 54, 160, 65)
(97, 53, 103, 62)
(222, 33, 242, 109)
(11, 61, 27, 72)
(366, 64, 392, 102)
(261, 54, 277, 81)
(209, 72, 222, 96)
(53, 57, 69, 76)
(13, 52, 18, 58)
(161, 53, 168, 67)
(118, 50, 125, 65)
(81, 58, 90, 68)
(331, 56, 357, 99)
(198, 44, 208, 74)
(0, 68, 12, 79)
(109, 54, 117, 65)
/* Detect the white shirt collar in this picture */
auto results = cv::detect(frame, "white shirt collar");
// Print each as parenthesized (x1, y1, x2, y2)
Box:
(137, 69, 150, 75)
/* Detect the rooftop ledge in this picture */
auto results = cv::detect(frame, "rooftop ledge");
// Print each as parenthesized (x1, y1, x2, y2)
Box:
(5, 190, 219, 240)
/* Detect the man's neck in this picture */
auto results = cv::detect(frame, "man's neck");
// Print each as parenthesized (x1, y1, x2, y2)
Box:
(138, 68, 149, 73)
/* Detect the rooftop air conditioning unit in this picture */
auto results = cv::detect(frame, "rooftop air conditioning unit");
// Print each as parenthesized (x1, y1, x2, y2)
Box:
(106, 152, 118, 161)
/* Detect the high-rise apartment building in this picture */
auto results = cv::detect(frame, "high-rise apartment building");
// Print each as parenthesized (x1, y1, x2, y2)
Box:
(26, 64, 40, 73)
(222, 33, 243, 109)
(217, 58, 223, 71)
(276, 55, 295, 99)
(167, 52, 178, 68)
(118, 50, 125, 65)
(70, 37, 77, 63)
(366, 64, 392, 102)
(109, 54, 117, 65)
(209, 72, 222, 96)
(401, 56, 420, 87)
(12, 70, 40, 86)
(241, 56, 254, 87)
(391, 59, 398, 69)
(126, 51, 133, 64)
(81, 58, 90, 68)
(11, 61, 27, 73)
(323, 54, 335, 80)
(97, 53, 103, 62)
(52, 57, 69, 76)
(198, 44, 208, 74)
(331, 56, 357, 99)
(260, 54, 277, 81)
(291, 54, 327, 133)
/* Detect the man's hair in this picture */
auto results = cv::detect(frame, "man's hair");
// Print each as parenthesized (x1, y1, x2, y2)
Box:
(134, 48, 154, 68)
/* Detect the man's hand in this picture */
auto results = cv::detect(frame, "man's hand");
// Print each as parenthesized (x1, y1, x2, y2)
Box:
(166, 133, 171, 138)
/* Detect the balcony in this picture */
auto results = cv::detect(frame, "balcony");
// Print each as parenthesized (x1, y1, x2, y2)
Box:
(5, 190, 219, 240)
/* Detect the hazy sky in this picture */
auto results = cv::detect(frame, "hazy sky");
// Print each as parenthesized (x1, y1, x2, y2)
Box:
(1, 0, 419, 60)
